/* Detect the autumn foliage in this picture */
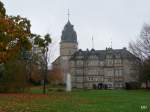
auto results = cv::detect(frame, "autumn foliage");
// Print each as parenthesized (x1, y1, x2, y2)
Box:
(0, 1, 32, 92)
(0, 1, 52, 93)
(0, 1, 32, 63)
(48, 68, 63, 85)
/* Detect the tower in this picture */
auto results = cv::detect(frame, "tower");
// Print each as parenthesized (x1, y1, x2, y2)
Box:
(60, 20, 78, 58)
(59, 20, 78, 83)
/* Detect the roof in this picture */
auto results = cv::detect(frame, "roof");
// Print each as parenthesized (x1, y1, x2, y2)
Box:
(52, 56, 61, 65)
(61, 20, 77, 43)
(70, 48, 140, 61)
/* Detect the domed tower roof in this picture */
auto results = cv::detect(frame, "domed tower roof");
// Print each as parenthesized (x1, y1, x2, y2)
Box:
(61, 20, 77, 43)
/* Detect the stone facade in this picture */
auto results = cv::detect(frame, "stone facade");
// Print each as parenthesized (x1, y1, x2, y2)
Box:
(70, 48, 140, 89)
(52, 20, 140, 89)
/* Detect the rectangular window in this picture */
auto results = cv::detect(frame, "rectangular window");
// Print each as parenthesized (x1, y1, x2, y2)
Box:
(106, 69, 114, 76)
(76, 69, 83, 75)
(88, 69, 98, 75)
(76, 61, 83, 66)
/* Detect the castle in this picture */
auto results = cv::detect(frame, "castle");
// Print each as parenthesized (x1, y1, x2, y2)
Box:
(52, 20, 140, 89)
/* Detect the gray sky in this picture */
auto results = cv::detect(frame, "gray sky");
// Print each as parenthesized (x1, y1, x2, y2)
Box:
(2, 0, 150, 62)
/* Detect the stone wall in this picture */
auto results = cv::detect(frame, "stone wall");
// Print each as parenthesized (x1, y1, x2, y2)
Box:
(70, 50, 140, 89)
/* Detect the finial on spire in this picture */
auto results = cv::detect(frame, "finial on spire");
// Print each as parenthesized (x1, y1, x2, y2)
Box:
(92, 36, 94, 49)
(67, 9, 70, 21)
(110, 37, 112, 48)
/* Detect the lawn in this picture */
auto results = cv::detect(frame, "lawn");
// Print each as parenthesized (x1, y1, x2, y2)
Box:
(0, 88, 149, 112)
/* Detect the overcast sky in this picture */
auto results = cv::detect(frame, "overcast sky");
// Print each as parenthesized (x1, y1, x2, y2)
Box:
(2, 0, 150, 62)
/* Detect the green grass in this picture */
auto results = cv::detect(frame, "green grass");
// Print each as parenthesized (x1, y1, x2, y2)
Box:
(0, 88, 150, 112)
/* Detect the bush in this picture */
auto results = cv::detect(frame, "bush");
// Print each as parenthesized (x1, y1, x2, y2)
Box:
(125, 82, 140, 90)
(0, 60, 29, 93)
(48, 87, 64, 92)
(48, 84, 65, 92)
(56, 88, 64, 92)
(47, 68, 63, 85)
(92, 84, 97, 89)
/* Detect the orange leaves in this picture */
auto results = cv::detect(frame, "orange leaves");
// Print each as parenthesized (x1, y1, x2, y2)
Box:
(0, 52, 7, 63)
(30, 64, 43, 83)
(0, 93, 49, 112)
(0, 18, 15, 34)
(48, 68, 63, 84)
(0, 1, 33, 63)
(0, 16, 32, 63)
(0, 17, 30, 39)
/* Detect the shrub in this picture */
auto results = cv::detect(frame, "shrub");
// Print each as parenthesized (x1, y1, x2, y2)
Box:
(47, 68, 63, 85)
(0, 60, 29, 93)
(125, 82, 140, 90)
(56, 88, 64, 92)
(92, 84, 97, 89)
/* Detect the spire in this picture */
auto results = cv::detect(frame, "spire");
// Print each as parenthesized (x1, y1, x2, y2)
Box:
(110, 37, 112, 48)
(92, 36, 94, 49)
(61, 9, 77, 43)
(67, 9, 70, 21)
(61, 15, 77, 43)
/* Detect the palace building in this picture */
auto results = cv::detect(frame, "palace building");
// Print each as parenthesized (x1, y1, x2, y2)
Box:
(52, 20, 140, 89)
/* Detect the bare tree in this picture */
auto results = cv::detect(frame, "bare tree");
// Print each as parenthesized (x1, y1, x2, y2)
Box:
(129, 23, 150, 61)
(129, 23, 150, 88)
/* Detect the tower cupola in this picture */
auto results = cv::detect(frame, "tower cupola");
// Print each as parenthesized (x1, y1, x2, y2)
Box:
(61, 20, 77, 43)
(60, 20, 78, 57)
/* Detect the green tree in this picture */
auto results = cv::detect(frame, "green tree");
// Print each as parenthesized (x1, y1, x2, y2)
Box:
(0, 1, 6, 17)
(141, 58, 150, 88)
(34, 34, 51, 94)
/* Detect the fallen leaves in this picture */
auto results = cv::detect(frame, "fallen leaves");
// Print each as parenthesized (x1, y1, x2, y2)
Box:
(0, 93, 48, 112)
